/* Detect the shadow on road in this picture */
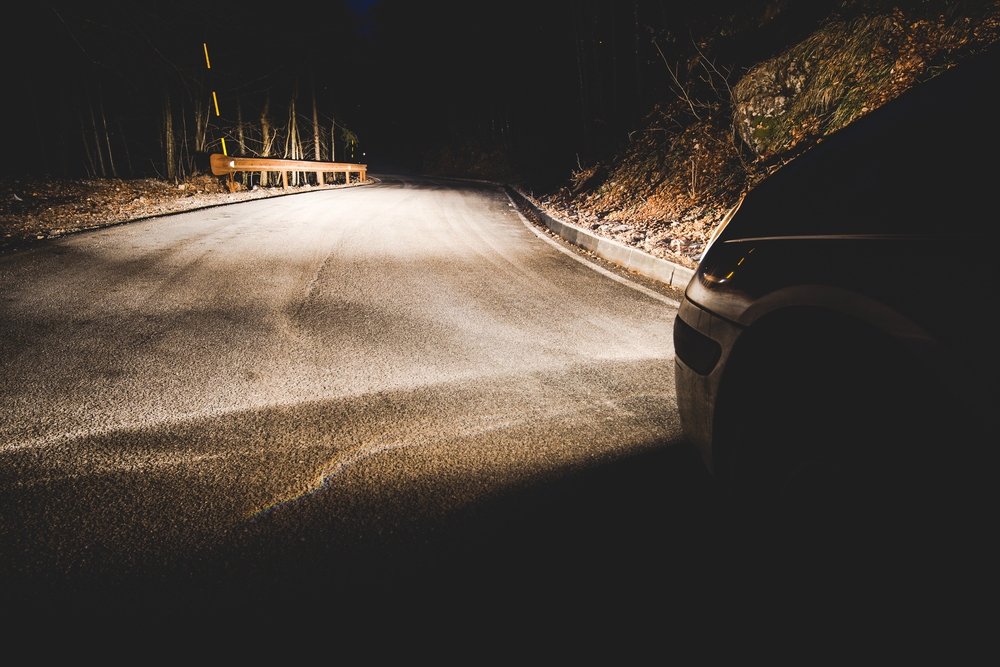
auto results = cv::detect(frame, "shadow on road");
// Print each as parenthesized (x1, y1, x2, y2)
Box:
(8, 435, 984, 654)
(11, 439, 719, 626)
(232, 438, 719, 608)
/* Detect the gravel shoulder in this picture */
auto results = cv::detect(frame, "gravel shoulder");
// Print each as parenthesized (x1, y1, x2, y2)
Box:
(0, 174, 372, 254)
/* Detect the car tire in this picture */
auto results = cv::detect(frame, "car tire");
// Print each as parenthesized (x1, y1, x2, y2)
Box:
(714, 309, 950, 555)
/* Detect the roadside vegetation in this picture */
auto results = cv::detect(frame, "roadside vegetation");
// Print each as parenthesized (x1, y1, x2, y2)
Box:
(524, 1, 1000, 268)
(4, 2, 997, 262)
(0, 176, 366, 253)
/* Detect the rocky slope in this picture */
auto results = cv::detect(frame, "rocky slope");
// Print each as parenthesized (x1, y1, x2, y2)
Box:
(534, 2, 1000, 269)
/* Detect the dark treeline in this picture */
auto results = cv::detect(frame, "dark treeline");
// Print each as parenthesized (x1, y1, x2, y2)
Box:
(364, 0, 974, 179)
(2, 0, 964, 180)
(2, 1, 367, 180)
(363, 0, 846, 178)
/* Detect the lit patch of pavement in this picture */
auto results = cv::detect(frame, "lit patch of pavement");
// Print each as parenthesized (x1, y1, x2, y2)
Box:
(0, 176, 705, 618)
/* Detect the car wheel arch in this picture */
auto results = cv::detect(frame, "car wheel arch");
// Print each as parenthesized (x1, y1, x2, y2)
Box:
(710, 304, 938, 487)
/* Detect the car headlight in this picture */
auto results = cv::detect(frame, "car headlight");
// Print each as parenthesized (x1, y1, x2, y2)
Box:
(699, 196, 744, 264)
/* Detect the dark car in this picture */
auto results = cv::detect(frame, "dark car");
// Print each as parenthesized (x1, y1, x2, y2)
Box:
(674, 48, 997, 543)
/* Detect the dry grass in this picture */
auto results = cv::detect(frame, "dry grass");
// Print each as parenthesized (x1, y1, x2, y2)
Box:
(0, 174, 360, 253)
(536, 4, 1000, 269)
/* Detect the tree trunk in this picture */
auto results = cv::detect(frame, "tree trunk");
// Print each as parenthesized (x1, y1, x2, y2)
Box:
(260, 94, 271, 186)
(164, 90, 176, 182)
(590, 0, 605, 123)
(574, 8, 590, 142)
(312, 80, 321, 185)
(611, 0, 618, 117)
(193, 98, 208, 154)
(180, 98, 190, 179)
(117, 116, 133, 178)
(286, 95, 300, 185)
(236, 98, 246, 156)
(634, 1, 642, 103)
(88, 96, 107, 178)
(79, 109, 96, 179)
(98, 92, 117, 178)
(312, 80, 321, 161)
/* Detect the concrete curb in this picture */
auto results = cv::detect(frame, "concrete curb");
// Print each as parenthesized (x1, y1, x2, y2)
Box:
(505, 186, 696, 290)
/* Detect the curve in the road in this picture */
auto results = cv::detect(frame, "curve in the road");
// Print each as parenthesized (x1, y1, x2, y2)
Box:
(0, 175, 688, 610)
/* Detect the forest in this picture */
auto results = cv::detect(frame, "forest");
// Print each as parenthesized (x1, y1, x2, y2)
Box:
(0, 1, 857, 179)
(2, 0, 993, 187)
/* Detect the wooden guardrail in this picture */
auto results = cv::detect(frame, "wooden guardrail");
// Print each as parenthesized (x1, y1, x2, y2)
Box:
(210, 154, 367, 190)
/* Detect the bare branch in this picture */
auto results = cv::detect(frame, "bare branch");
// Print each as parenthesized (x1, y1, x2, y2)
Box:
(692, 40, 735, 103)
(653, 38, 701, 120)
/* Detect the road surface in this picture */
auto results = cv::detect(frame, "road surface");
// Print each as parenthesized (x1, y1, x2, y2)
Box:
(1, 176, 715, 626)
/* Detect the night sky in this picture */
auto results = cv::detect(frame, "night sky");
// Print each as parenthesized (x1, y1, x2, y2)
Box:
(2, 1, 850, 179)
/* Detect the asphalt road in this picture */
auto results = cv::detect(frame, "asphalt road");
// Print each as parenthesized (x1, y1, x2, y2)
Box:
(2, 176, 971, 653)
(1, 176, 722, 629)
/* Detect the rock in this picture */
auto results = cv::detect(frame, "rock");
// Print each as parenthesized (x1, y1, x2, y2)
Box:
(733, 15, 900, 158)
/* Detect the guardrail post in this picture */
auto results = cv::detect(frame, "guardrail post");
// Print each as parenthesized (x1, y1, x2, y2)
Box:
(209, 154, 366, 189)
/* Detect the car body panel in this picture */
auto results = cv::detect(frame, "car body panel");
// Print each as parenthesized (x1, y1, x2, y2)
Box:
(675, 47, 999, 474)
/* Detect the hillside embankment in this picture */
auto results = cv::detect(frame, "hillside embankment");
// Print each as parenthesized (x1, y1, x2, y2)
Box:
(529, 2, 1000, 269)
(4, 4, 998, 264)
